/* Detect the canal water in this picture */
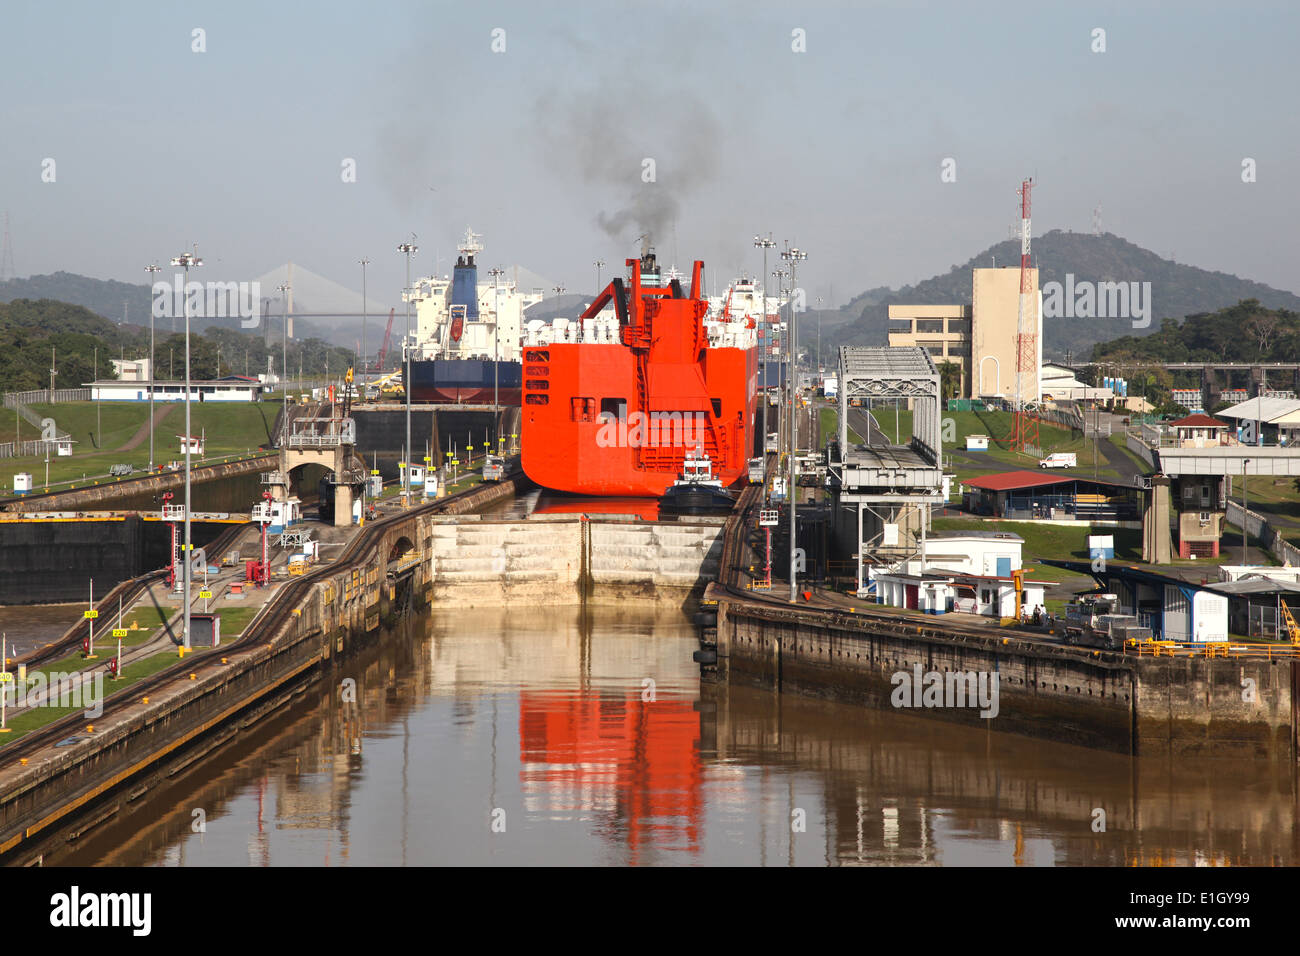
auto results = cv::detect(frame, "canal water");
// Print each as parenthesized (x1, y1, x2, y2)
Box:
(44, 604, 1300, 866)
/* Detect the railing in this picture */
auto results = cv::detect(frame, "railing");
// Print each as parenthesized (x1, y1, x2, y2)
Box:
(1226, 499, 1300, 566)
(2, 388, 90, 407)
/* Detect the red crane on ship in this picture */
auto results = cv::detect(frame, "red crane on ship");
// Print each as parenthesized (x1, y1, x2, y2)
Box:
(370, 309, 395, 372)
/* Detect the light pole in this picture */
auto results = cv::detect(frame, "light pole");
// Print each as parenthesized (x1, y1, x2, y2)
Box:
(1243, 458, 1251, 566)
(359, 257, 370, 379)
(145, 263, 161, 472)
(489, 267, 505, 441)
(754, 234, 776, 472)
(170, 251, 202, 651)
(772, 267, 789, 453)
(781, 243, 807, 603)
(93, 346, 100, 447)
(398, 238, 418, 505)
(594, 259, 605, 295)
(277, 283, 289, 444)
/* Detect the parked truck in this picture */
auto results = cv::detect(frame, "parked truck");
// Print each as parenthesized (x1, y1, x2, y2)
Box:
(1062, 593, 1152, 649)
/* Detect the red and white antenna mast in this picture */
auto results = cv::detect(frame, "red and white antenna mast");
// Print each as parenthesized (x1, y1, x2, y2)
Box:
(1011, 178, 1038, 452)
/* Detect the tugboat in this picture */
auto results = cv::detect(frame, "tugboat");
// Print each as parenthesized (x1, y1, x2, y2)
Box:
(659, 449, 735, 515)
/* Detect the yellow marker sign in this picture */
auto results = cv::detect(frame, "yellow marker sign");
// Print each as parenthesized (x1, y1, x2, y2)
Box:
(0, 673, 12, 683)
(199, 590, 214, 600)
(423, 456, 431, 462)
(371, 469, 380, 476)
(83, 610, 99, 619)
(111, 628, 128, 638)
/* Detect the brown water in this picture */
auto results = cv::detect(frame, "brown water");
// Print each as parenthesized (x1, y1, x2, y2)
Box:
(50, 606, 1300, 866)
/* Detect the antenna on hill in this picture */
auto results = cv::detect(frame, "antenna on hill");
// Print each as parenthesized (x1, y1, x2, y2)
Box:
(0, 211, 15, 282)
(1091, 203, 1102, 236)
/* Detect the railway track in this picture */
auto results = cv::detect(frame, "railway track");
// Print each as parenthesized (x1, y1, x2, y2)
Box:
(0, 471, 516, 763)
(15, 521, 252, 673)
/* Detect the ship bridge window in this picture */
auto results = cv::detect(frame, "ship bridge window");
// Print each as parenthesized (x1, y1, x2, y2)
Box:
(600, 398, 627, 422)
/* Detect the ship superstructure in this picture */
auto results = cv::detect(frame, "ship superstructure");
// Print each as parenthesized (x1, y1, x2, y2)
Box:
(521, 249, 758, 497)
(402, 228, 544, 404)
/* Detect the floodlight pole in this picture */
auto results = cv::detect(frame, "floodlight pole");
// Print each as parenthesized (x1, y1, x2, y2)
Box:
(754, 234, 776, 495)
(782, 244, 807, 603)
(170, 251, 203, 651)
(398, 239, 418, 505)
(144, 263, 162, 473)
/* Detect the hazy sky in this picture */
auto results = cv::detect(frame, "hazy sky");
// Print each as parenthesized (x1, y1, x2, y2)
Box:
(2, 0, 1296, 312)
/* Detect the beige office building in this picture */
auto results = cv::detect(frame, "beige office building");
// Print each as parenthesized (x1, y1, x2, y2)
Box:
(887, 267, 1040, 401)
(886, 305, 971, 394)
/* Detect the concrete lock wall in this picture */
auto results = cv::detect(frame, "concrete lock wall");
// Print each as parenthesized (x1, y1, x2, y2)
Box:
(427, 517, 725, 607)
(0, 518, 233, 604)
(588, 521, 724, 602)
(716, 602, 1297, 760)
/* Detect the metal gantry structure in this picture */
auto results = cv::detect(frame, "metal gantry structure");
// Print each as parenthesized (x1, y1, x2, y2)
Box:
(829, 346, 945, 596)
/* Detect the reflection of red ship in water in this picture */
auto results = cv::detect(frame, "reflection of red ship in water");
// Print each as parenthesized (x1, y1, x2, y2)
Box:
(519, 690, 703, 860)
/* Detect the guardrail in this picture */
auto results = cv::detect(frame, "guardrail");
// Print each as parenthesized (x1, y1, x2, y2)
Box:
(1226, 499, 1300, 566)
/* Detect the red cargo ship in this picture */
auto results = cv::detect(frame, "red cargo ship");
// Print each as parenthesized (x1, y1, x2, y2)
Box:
(521, 251, 759, 497)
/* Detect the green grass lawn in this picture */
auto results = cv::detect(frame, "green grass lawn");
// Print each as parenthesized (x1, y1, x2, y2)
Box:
(1, 401, 278, 493)
(215, 605, 260, 637)
(930, 517, 1142, 564)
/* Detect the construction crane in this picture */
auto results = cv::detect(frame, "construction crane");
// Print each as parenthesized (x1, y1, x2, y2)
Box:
(1281, 600, 1300, 645)
(371, 308, 395, 372)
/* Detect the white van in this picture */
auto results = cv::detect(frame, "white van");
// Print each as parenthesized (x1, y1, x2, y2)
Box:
(1039, 452, 1077, 469)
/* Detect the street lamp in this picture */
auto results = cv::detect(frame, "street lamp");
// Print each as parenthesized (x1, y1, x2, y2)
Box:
(170, 251, 202, 651)
(398, 238, 418, 505)
(144, 263, 162, 472)
(359, 257, 370, 378)
(754, 234, 776, 480)
(489, 266, 505, 423)
(277, 283, 289, 444)
(771, 267, 789, 453)
(781, 243, 807, 604)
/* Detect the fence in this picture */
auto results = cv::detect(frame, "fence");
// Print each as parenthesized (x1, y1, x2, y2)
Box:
(1127, 432, 1157, 469)
(1226, 499, 1300, 567)
(2, 389, 91, 407)
(0, 439, 59, 460)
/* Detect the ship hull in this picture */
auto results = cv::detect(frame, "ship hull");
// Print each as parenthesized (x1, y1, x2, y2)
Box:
(522, 343, 757, 497)
(409, 358, 521, 405)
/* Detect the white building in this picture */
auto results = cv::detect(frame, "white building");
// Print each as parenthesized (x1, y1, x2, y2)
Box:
(872, 531, 1053, 618)
(87, 379, 260, 402)
(111, 358, 151, 382)
(1039, 362, 1112, 403)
